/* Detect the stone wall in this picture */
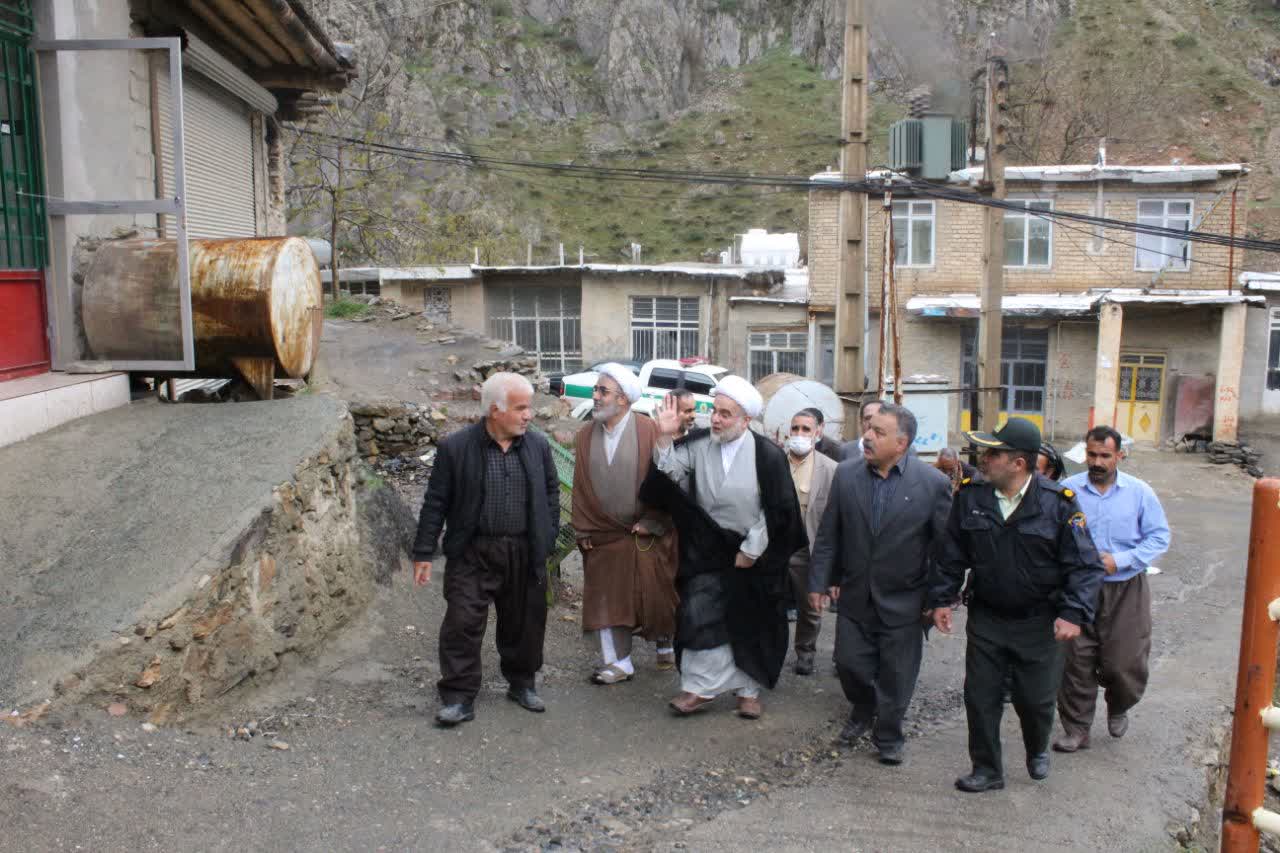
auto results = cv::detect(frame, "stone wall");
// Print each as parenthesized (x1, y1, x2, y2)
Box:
(50, 410, 409, 722)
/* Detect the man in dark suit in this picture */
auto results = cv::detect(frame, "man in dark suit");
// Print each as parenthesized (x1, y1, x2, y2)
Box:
(413, 372, 561, 727)
(809, 403, 953, 765)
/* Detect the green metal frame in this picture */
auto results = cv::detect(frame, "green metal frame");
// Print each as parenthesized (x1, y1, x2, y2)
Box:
(532, 426, 579, 600)
(0, 0, 45, 269)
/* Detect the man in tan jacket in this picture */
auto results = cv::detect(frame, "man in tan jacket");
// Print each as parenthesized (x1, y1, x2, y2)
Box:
(785, 408, 838, 675)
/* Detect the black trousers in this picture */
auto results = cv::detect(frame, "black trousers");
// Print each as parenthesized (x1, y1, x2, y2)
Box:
(437, 536, 547, 705)
(835, 610, 923, 750)
(964, 605, 1064, 777)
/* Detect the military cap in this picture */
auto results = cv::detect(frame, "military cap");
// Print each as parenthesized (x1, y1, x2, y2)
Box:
(964, 417, 1042, 454)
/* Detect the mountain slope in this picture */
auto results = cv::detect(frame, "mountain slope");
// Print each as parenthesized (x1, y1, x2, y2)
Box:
(290, 0, 1280, 268)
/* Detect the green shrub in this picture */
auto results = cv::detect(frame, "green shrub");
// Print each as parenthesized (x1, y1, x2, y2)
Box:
(325, 298, 370, 319)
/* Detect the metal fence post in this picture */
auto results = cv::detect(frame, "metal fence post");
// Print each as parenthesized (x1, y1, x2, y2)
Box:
(1221, 478, 1280, 852)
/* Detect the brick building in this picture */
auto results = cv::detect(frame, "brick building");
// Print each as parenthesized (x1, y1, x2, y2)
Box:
(807, 164, 1258, 446)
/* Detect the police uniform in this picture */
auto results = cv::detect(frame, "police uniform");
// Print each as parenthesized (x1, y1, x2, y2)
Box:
(928, 418, 1104, 792)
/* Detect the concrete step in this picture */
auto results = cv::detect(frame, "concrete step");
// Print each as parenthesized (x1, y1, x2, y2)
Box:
(0, 371, 130, 448)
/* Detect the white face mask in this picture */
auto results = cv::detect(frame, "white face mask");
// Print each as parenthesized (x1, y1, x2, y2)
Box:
(786, 435, 814, 456)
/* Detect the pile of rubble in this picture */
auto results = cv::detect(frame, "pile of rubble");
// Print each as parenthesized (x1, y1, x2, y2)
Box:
(1205, 439, 1264, 478)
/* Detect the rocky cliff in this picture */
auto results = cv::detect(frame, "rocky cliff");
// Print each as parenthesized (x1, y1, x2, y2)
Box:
(290, 0, 1280, 266)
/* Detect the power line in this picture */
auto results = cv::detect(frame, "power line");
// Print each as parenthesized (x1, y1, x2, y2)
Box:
(299, 129, 1280, 257)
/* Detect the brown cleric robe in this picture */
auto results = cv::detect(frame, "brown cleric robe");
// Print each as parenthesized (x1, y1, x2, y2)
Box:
(572, 412, 678, 640)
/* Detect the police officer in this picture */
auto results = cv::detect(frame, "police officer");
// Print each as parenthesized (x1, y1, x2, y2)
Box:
(927, 417, 1104, 793)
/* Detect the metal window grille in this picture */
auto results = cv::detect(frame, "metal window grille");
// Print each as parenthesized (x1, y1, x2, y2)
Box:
(343, 280, 380, 297)
(891, 200, 934, 267)
(486, 285, 582, 373)
(748, 330, 808, 382)
(962, 324, 1048, 414)
(0, 2, 45, 269)
(1003, 200, 1053, 268)
(1135, 198, 1192, 271)
(424, 285, 451, 323)
(630, 296, 700, 361)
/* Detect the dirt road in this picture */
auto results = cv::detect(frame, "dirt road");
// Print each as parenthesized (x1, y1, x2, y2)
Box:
(0, 449, 1254, 851)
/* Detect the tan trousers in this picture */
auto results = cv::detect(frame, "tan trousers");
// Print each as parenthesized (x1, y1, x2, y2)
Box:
(1057, 573, 1152, 736)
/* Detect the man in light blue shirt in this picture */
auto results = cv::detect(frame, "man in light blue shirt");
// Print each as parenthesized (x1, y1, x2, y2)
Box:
(1053, 426, 1171, 753)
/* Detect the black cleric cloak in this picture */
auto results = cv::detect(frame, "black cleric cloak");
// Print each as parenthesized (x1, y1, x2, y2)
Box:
(639, 429, 807, 689)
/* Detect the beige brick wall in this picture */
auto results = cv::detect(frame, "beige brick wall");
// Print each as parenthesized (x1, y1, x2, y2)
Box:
(806, 188, 840, 310)
(808, 176, 1249, 310)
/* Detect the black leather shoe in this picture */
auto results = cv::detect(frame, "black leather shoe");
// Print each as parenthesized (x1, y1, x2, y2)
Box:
(506, 686, 546, 713)
(878, 743, 905, 766)
(955, 771, 1005, 793)
(794, 652, 816, 676)
(435, 703, 475, 727)
(838, 713, 872, 744)
(1027, 752, 1050, 781)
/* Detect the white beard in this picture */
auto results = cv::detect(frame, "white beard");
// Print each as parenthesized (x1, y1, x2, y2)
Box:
(591, 401, 620, 422)
(710, 421, 747, 444)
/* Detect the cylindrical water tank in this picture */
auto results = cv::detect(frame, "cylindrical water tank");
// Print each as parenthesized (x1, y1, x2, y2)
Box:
(756, 373, 847, 442)
(83, 237, 323, 378)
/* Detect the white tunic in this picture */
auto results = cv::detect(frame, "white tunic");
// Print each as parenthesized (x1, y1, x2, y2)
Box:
(654, 431, 769, 558)
(655, 430, 768, 698)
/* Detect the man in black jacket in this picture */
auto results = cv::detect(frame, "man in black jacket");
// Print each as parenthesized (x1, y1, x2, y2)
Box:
(928, 417, 1104, 792)
(413, 372, 560, 727)
(808, 404, 952, 766)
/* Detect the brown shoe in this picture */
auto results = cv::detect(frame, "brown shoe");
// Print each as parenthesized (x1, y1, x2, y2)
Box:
(736, 696, 763, 720)
(1052, 731, 1091, 753)
(656, 651, 676, 671)
(669, 692, 716, 715)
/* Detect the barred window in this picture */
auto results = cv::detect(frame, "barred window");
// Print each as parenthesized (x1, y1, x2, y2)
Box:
(748, 330, 808, 383)
(630, 296, 700, 361)
(486, 285, 582, 373)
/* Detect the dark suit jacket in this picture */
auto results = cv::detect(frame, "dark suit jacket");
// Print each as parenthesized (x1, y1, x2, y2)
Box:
(412, 421, 560, 574)
(808, 452, 953, 628)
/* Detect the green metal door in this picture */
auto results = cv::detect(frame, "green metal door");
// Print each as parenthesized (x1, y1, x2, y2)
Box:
(0, 1, 49, 380)
(0, 0, 45, 269)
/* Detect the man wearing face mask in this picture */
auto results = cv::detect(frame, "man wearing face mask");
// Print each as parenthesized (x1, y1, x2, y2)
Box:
(785, 408, 839, 675)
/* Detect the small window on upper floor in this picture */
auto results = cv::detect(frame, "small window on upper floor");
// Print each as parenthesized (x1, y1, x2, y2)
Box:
(891, 200, 935, 267)
(1004, 200, 1053, 268)
(1135, 199, 1192, 272)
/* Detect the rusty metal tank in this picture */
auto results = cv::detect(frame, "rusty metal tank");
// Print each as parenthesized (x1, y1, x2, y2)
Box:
(82, 237, 323, 387)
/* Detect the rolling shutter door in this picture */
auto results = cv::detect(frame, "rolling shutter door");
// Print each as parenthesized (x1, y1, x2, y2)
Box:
(156, 66, 256, 239)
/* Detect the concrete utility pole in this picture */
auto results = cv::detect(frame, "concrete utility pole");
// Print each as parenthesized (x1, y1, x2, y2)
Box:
(977, 45, 1008, 431)
(833, 0, 868, 408)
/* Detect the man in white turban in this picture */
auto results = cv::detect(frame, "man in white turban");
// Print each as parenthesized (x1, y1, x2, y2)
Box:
(639, 375, 806, 720)
(572, 364, 679, 684)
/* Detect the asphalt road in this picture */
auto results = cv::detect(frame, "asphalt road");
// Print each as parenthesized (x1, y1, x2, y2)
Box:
(0, 450, 1257, 851)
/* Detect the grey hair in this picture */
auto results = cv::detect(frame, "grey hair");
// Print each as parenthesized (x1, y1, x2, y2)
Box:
(877, 402, 918, 446)
(481, 372, 533, 413)
(938, 447, 959, 460)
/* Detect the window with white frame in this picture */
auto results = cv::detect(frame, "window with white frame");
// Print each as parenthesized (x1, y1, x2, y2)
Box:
(1004, 200, 1053, 267)
(1135, 199, 1192, 271)
(630, 296, 700, 361)
(1268, 308, 1280, 392)
(486, 285, 582, 373)
(892, 200, 935, 266)
(748, 331, 808, 382)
